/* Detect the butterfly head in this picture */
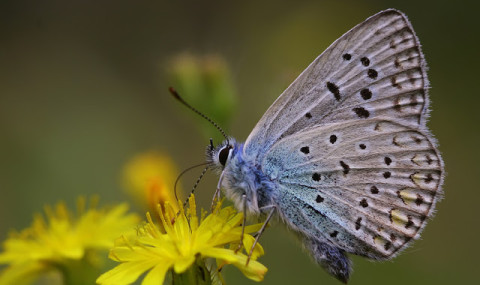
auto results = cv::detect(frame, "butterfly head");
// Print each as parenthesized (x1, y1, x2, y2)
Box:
(206, 138, 236, 172)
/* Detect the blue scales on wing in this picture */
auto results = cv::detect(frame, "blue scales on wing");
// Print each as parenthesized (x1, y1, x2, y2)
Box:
(262, 119, 442, 260)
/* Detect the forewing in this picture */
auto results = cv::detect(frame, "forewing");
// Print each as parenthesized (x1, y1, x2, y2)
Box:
(244, 9, 429, 163)
(264, 119, 443, 259)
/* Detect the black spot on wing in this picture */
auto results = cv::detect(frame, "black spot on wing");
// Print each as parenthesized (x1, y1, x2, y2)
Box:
(405, 216, 414, 229)
(367, 69, 378, 79)
(355, 217, 362, 230)
(384, 157, 392, 165)
(330, 135, 337, 144)
(394, 58, 401, 68)
(326, 81, 341, 101)
(391, 76, 402, 89)
(384, 241, 392, 251)
(360, 57, 370, 66)
(340, 161, 350, 175)
(415, 194, 424, 206)
(300, 146, 310, 154)
(316, 195, 324, 203)
(353, 107, 370, 118)
(425, 173, 433, 183)
(360, 88, 372, 100)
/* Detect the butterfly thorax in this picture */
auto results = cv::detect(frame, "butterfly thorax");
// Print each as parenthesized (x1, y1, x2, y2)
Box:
(208, 140, 277, 216)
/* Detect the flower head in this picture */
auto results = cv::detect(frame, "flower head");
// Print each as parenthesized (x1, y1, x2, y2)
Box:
(123, 151, 180, 213)
(0, 197, 140, 285)
(97, 195, 268, 285)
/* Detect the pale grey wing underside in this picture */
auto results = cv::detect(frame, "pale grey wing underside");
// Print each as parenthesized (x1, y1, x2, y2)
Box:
(263, 119, 443, 259)
(244, 9, 429, 163)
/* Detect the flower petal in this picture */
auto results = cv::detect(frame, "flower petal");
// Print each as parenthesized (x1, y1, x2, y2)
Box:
(0, 262, 46, 285)
(96, 260, 157, 285)
(200, 248, 267, 281)
(141, 262, 171, 285)
(242, 235, 264, 260)
(98, 194, 268, 284)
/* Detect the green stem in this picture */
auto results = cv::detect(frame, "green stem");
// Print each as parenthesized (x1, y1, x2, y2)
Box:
(56, 254, 102, 285)
(171, 257, 212, 285)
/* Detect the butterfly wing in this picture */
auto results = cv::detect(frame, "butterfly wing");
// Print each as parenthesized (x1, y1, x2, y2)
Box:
(244, 9, 430, 164)
(263, 118, 443, 259)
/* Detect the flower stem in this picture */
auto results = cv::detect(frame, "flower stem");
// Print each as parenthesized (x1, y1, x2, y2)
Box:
(56, 255, 101, 285)
(171, 257, 212, 285)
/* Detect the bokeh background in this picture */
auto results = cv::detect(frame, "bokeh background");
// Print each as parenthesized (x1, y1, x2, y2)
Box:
(1, 0, 478, 284)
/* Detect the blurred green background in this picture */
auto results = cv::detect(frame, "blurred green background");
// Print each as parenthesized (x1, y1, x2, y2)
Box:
(0, 0, 478, 284)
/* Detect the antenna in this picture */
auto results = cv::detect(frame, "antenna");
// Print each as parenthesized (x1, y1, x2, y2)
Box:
(173, 163, 210, 214)
(174, 162, 210, 203)
(182, 166, 209, 209)
(169, 87, 229, 142)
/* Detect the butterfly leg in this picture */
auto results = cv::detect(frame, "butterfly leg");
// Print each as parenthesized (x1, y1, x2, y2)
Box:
(211, 170, 225, 211)
(246, 205, 276, 265)
(303, 237, 351, 284)
(234, 194, 247, 253)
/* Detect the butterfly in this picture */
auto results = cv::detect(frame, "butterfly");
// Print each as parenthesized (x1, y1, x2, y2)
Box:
(194, 8, 444, 283)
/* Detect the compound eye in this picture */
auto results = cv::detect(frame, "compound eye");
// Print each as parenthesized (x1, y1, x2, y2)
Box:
(218, 146, 231, 166)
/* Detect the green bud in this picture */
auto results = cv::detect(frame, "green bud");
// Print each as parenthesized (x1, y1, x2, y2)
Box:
(168, 54, 236, 143)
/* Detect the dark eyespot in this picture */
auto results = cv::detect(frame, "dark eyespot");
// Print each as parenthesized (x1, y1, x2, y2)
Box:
(405, 216, 414, 229)
(384, 157, 392, 165)
(327, 81, 341, 101)
(360, 57, 370, 66)
(343, 53, 352, 60)
(359, 199, 368, 208)
(360, 88, 372, 100)
(425, 173, 433, 183)
(367, 69, 378, 79)
(415, 194, 424, 206)
(330, 135, 337, 144)
(355, 217, 362, 230)
(218, 146, 231, 166)
(340, 161, 350, 175)
(384, 241, 392, 251)
(353, 107, 370, 118)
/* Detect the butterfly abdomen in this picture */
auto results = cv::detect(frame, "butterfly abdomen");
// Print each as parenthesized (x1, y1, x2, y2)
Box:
(222, 143, 278, 215)
(303, 236, 352, 284)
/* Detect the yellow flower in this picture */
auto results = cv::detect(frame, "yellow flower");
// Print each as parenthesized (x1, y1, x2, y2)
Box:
(0, 197, 140, 285)
(97, 195, 268, 285)
(123, 151, 180, 213)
